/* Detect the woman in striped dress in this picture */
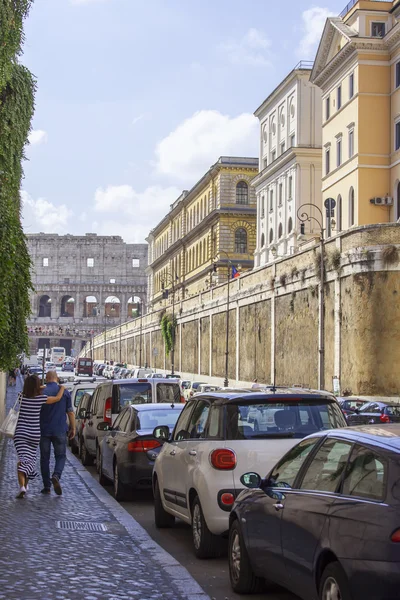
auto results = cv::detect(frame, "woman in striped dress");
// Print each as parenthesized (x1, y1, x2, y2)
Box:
(14, 375, 65, 498)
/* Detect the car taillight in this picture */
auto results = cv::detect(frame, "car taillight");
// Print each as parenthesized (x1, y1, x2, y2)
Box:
(221, 492, 235, 506)
(104, 397, 112, 423)
(391, 529, 400, 542)
(180, 395, 185, 403)
(380, 414, 390, 423)
(128, 440, 161, 452)
(210, 448, 236, 470)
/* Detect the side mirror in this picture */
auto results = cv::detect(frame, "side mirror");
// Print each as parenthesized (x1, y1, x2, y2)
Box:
(240, 472, 262, 489)
(153, 425, 170, 442)
(97, 422, 111, 431)
(78, 408, 86, 419)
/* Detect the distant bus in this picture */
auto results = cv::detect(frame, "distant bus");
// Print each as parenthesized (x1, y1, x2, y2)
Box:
(50, 347, 66, 365)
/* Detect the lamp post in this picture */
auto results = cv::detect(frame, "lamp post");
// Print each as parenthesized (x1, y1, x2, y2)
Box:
(139, 300, 143, 368)
(161, 270, 178, 376)
(297, 203, 325, 390)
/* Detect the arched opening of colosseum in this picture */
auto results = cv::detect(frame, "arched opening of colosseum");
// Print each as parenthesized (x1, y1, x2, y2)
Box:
(105, 296, 120, 317)
(84, 295, 98, 317)
(127, 296, 142, 318)
(61, 295, 75, 317)
(39, 295, 52, 317)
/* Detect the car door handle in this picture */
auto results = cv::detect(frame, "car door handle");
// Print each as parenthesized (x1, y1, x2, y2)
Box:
(170, 450, 176, 456)
(188, 450, 197, 456)
(273, 502, 284, 511)
(112, 442, 117, 447)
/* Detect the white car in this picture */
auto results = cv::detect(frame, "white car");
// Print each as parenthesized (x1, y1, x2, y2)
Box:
(152, 389, 347, 558)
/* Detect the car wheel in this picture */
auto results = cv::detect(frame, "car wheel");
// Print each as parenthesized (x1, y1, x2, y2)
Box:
(192, 495, 223, 558)
(229, 519, 264, 593)
(81, 440, 94, 466)
(154, 479, 175, 528)
(319, 562, 351, 600)
(96, 445, 101, 474)
(113, 462, 128, 501)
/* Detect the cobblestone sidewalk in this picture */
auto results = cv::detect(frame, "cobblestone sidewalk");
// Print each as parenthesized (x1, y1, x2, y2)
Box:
(0, 378, 209, 600)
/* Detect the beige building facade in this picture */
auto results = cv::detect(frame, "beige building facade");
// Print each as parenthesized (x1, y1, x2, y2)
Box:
(146, 157, 258, 308)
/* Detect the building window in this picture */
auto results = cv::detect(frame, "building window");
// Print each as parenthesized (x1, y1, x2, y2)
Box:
(325, 148, 330, 175)
(261, 196, 265, 217)
(110, 278, 116, 284)
(269, 228, 273, 244)
(278, 223, 283, 239)
(260, 233, 265, 248)
(371, 22, 385, 38)
(236, 181, 249, 204)
(396, 63, 400, 89)
(269, 189, 274, 211)
(349, 129, 354, 157)
(288, 217, 293, 234)
(280, 142, 286, 155)
(349, 187, 355, 226)
(42, 258, 48, 267)
(349, 73, 354, 98)
(271, 150, 276, 162)
(279, 183, 283, 206)
(87, 258, 94, 268)
(337, 137, 342, 167)
(337, 86, 342, 110)
(337, 195, 342, 232)
(290, 134, 295, 147)
(326, 97, 330, 120)
(396, 121, 400, 151)
(235, 228, 247, 254)
(263, 158, 268, 169)
(132, 258, 140, 268)
(288, 176, 293, 199)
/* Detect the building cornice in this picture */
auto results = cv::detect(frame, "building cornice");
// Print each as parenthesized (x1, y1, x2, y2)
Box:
(252, 146, 322, 188)
(254, 68, 311, 119)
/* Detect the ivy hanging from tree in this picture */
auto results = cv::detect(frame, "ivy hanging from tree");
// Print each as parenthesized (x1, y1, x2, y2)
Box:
(160, 314, 177, 357)
(0, 0, 35, 369)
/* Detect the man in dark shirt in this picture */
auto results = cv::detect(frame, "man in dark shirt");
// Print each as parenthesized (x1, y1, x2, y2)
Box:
(40, 371, 75, 495)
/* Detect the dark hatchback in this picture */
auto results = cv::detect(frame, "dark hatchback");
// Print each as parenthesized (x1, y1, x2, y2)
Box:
(99, 402, 184, 500)
(347, 401, 400, 426)
(336, 397, 365, 418)
(228, 425, 400, 600)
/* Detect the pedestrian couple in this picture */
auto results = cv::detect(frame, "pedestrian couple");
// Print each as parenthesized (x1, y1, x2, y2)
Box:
(14, 371, 75, 499)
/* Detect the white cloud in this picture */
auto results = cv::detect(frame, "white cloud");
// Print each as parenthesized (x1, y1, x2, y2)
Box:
(28, 130, 48, 145)
(219, 28, 272, 67)
(154, 110, 258, 184)
(93, 184, 181, 242)
(21, 190, 73, 233)
(297, 7, 335, 58)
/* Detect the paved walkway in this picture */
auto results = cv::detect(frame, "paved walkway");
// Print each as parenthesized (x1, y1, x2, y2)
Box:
(0, 378, 209, 600)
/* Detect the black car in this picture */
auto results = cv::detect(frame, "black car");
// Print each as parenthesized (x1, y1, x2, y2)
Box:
(99, 403, 184, 500)
(347, 401, 400, 425)
(336, 397, 365, 418)
(228, 425, 400, 600)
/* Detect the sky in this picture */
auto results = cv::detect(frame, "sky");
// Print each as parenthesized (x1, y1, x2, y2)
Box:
(21, 0, 344, 243)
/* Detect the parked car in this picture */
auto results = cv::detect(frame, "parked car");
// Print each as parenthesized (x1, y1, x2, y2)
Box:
(99, 403, 184, 500)
(184, 381, 206, 400)
(146, 373, 165, 379)
(96, 364, 107, 376)
(152, 389, 347, 558)
(196, 384, 222, 394)
(62, 362, 74, 372)
(76, 357, 94, 377)
(70, 381, 99, 413)
(71, 392, 93, 454)
(336, 397, 365, 418)
(181, 380, 191, 392)
(347, 401, 400, 425)
(81, 377, 184, 469)
(124, 369, 133, 379)
(228, 425, 400, 600)
(131, 368, 154, 378)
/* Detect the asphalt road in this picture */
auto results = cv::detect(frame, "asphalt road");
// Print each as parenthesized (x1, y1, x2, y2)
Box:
(86, 466, 300, 600)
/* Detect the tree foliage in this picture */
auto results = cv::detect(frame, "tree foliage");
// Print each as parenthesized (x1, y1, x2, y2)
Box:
(0, 0, 35, 369)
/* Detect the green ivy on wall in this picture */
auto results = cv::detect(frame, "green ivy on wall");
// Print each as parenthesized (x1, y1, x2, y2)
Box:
(0, 1, 35, 369)
(160, 314, 177, 357)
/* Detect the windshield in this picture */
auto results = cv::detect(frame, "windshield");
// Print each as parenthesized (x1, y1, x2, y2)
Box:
(74, 389, 94, 407)
(119, 383, 152, 406)
(136, 407, 183, 430)
(156, 383, 181, 403)
(225, 400, 347, 440)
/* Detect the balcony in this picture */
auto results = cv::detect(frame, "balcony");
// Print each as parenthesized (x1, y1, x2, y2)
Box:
(339, 0, 389, 19)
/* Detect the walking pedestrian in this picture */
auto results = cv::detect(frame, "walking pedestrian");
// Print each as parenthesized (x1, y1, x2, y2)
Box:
(40, 371, 75, 496)
(8, 369, 16, 387)
(14, 375, 65, 499)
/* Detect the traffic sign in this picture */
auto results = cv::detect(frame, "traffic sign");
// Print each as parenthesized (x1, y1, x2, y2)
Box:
(152, 348, 158, 356)
(324, 198, 336, 209)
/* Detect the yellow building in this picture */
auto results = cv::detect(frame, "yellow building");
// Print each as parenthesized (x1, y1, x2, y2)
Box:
(311, 0, 400, 233)
(146, 157, 258, 308)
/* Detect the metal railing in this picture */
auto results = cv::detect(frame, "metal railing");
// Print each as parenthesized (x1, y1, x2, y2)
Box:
(340, 0, 389, 18)
(293, 60, 314, 70)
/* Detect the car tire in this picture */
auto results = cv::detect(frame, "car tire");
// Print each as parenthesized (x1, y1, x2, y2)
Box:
(192, 495, 223, 559)
(96, 445, 101, 474)
(81, 440, 94, 466)
(319, 561, 351, 600)
(229, 519, 264, 593)
(154, 480, 175, 528)
(113, 462, 128, 501)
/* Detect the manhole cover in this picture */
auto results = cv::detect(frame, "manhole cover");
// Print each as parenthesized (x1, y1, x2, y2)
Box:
(56, 521, 107, 532)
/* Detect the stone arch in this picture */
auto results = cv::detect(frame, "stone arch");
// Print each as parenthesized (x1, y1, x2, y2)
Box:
(127, 295, 142, 318)
(269, 228, 274, 244)
(38, 295, 51, 317)
(60, 295, 75, 317)
(278, 223, 283, 239)
(260, 233, 265, 248)
(229, 219, 256, 236)
(105, 295, 120, 317)
(84, 295, 98, 317)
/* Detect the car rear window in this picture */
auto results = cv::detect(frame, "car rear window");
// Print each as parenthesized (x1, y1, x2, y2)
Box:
(74, 389, 94, 407)
(225, 399, 347, 440)
(156, 383, 181, 403)
(79, 360, 92, 366)
(119, 383, 152, 406)
(136, 407, 183, 430)
(386, 406, 400, 416)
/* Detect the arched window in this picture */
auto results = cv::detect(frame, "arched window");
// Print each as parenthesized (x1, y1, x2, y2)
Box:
(337, 195, 342, 232)
(39, 295, 51, 317)
(349, 187, 355, 226)
(235, 228, 247, 253)
(397, 181, 400, 220)
(269, 228, 274, 244)
(260, 233, 265, 247)
(236, 181, 249, 205)
(278, 223, 283, 239)
(288, 217, 293, 234)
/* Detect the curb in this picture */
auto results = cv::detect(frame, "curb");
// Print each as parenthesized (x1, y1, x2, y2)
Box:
(67, 450, 210, 600)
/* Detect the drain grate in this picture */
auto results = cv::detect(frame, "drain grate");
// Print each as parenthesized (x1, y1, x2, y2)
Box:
(56, 521, 107, 532)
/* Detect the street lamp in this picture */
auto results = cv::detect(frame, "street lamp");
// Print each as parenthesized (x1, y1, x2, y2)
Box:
(297, 203, 325, 390)
(161, 271, 179, 376)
